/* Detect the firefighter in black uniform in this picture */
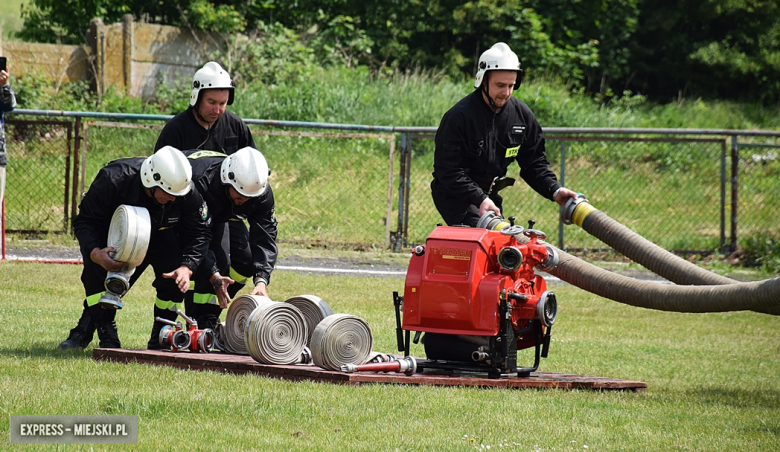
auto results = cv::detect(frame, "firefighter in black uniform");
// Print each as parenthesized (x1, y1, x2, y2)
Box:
(58, 147, 211, 349)
(155, 62, 274, 329)
(182, 147, 278, 331)
(154, 61, 255, 154)
(431, 42, 577, 226)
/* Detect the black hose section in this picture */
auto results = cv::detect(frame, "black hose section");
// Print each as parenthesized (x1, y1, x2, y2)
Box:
(579, 209, 780, 315)
(546, 246, 780, 313)
(582, 210, 735, 285)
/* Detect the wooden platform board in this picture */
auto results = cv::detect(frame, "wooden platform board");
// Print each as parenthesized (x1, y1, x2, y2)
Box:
(93, 348, 647, 391)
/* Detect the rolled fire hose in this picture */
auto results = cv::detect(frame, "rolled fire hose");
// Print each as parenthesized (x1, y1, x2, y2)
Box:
(101, 205, 151, 304)
(107, 205, 151, 268)
(283, 295, 334, 346)
(243, 295, 309, 365)
(561, 198, 780, 315)
(310, 314, 373, 371)
(221, 294, 267, 354)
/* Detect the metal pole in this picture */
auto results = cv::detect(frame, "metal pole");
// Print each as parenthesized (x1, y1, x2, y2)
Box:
(63, 122, 73, 233)
(402, 137, 412, 248)
(395, 133, 408, 252)
(730, 135, 738, 253)
(72, 116, 82, 236)
(385, 135, 396, 249)
(720, 140, 726, 253)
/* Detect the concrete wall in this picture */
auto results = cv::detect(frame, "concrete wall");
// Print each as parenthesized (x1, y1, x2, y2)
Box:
(1, 15, 224, 98)
(0, 40, 89, 86)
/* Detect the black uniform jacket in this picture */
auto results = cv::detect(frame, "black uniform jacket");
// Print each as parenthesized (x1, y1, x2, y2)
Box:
(73, 157, 211, 271)
(154, 108, 255, 155)
(432, 89, 561, 207)
(186, 151, 278, 283)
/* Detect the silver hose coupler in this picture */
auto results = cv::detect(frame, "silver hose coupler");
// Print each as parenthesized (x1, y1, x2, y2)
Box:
(560, 195, 590, 225)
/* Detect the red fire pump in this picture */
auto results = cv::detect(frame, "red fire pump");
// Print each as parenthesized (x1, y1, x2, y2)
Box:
(156, 308, 216, 353)
(393, 215, 559, 378)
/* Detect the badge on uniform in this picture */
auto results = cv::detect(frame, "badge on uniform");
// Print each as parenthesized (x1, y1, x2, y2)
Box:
(505, 145, 520, 158)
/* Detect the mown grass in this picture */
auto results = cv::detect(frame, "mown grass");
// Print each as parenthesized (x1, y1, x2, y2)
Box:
(1, 260, 778, 450)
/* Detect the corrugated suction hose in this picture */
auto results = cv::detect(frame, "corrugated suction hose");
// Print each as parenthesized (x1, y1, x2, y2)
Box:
(551, 198, 780, 315)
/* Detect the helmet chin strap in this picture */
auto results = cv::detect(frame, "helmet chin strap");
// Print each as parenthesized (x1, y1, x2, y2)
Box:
(225, 185, 237, 206)
(192, 101, 212, 128)
(481, 73, 498, 111)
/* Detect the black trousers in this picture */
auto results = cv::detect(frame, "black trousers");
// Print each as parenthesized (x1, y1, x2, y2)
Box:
(80, 228, 186, 305)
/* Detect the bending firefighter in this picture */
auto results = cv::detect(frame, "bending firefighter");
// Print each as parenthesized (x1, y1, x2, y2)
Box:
(58, 147, 210, 349)
(431, 42, 577, 226)
(181, 147, 278, 333)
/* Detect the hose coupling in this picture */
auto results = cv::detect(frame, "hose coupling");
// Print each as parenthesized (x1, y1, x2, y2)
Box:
(560, 194, 590, 225)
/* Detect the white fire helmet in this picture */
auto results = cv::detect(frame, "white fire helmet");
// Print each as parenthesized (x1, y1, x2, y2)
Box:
(141, 146, 193, 197)
(221, 147, 269, 198)
(474, 42, 522, 90)
(190, 61, 235, 107)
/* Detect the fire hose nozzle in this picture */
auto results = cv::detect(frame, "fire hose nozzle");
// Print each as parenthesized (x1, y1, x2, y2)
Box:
(339, 356, 418, 376)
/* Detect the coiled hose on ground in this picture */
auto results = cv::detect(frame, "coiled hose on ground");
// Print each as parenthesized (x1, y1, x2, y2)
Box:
(310, 314, 374, 371)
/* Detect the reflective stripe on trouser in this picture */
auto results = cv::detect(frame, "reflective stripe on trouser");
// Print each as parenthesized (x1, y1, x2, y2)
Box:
(154, 297, 181, 311)
(192, 291, 218, 305)
(229, 266, 249, 286)
(86, 292, 105, 307)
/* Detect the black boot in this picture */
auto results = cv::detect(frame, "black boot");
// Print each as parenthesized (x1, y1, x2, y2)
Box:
(90, 305, 121, 349)
(194, 303, 222, 331)
(148, 306, 178, 350)
(58, 300, 97, 350)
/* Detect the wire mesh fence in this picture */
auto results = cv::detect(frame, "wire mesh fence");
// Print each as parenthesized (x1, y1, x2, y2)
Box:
(251, 130, 396, 248)
(3, 111, 780, 258)
(4, 120, 73, 233)
(394, 132, 779, 255)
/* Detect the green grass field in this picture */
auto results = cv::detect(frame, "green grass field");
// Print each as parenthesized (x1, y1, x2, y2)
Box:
(1, 259, 778, 450)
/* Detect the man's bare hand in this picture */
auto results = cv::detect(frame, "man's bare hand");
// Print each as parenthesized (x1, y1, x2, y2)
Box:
(554, 187, 579, 206)
(163, 265, 194, 293)
(212, 274, 235, 309)
(90, 246, 125, 272)
(250, 281, 269, 298)
(478, 197, 501, 218)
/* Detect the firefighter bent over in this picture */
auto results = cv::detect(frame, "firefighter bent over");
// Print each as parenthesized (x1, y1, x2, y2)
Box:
(58, 147, 210, 349)
(182, 147, 278, 332)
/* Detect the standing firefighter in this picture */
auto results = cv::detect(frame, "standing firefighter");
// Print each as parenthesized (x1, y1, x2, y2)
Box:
(177, 147, 278, 334)
(58, 147, 211, 349)
(431, 42, 577, 226)
(154, 61, 255, 154)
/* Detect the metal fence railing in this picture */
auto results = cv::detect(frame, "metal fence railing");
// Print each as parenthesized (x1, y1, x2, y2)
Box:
(4, 110, 780, 258)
